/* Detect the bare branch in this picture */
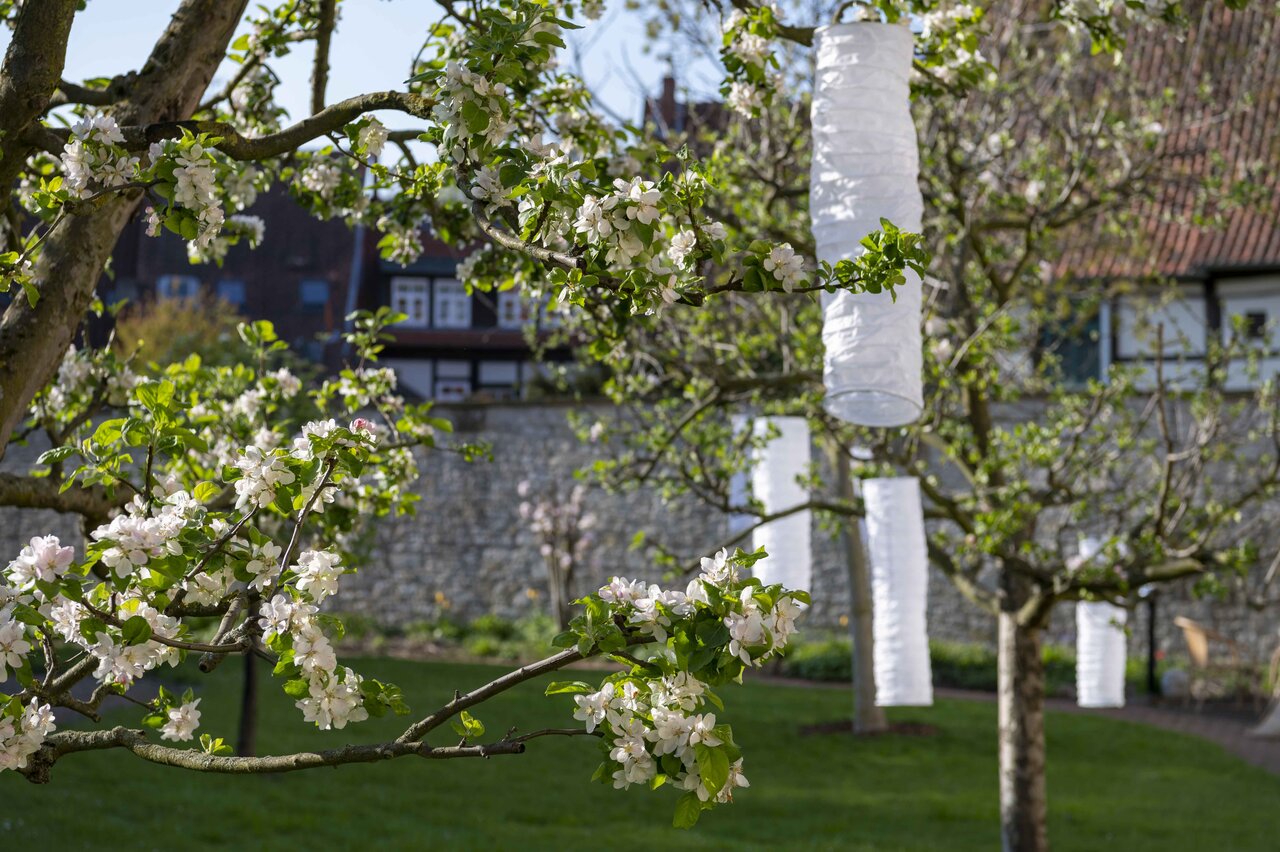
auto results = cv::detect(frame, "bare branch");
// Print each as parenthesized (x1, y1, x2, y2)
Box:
(310, 0, 337, 115)
(0, 471, 127, 523)
(20, 726, 531, 784)
(33, 91, 435, 162)
(398, 647, 586, 743)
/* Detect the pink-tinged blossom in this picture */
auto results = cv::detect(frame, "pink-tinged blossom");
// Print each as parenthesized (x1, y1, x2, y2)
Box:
(6, 535, 75, 587)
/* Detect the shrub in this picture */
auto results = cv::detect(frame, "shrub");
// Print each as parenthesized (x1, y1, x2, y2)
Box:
(778, 634, 1150, 698)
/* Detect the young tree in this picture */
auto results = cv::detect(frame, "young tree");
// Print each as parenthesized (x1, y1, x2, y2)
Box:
(518, 479, 598, 629)
(555, 1, 1279, 848)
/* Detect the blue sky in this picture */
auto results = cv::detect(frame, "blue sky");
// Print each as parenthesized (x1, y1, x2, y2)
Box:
(1, 1, 725, 129)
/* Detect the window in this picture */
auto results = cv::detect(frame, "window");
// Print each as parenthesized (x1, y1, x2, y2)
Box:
(533, 293, 565, 330)
(432, 278, 472, 328)
(1243, 311, 1268, 340)
(1219, 277, 1280, 391)
(390, 277, 429, 327)
(480, 360, 518, 385)
(217, 279, 246, 306)
(1038, 309, 1102, 387)
(383, 358, 434, 399)
(300, 279, 330, 310)
(156, 274, 199, 300)
(1115, 290, 1207, 360)
(477, 361, 520, 400)
(434, 359, 471, 401)
(496, 290, 526, 330)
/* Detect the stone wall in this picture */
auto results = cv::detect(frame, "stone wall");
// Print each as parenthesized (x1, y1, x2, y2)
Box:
(2, 401, 1276, 667)
(0, 442, 84, 571)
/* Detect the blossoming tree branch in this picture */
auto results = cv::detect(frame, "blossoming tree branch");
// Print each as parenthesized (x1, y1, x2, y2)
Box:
(0, 0, 1254, 830)
(0, 0, 873, 827)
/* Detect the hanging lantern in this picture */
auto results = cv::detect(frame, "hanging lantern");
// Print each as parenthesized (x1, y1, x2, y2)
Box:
(863, 476, 933, 706)
(1074, 537, 1128, 708)
(811, 22, 924, 427)
(749, 417, 812, 592)
(727, 414, 754, 537)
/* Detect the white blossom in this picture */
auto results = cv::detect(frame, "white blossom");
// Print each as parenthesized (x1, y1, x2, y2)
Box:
(232, 445, 296, 510)
(668, 230, 698, 269)
(763, 242, 805, 291)
(358, 117, 388, 158)
(0, 619, 31, 679)
(160, 699, 202, 742)
(573, 682, 615, 733)
(296, 668, 368, 730)
(727, 80, 764, 116)
(294, 549, 343, 601)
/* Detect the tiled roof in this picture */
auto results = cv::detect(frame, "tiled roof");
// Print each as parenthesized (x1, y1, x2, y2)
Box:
(1059, 4, 1280, 281)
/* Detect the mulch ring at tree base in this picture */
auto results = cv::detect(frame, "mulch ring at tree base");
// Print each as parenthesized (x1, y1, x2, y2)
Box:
(799, 720, 939, 738)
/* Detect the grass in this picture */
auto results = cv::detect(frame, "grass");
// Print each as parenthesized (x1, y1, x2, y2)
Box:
(3, 657, 1278, 850)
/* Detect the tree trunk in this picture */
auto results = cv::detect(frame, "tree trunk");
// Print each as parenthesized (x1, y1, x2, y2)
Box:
(547, 554, 571, 630)
(833, 444, 887, 734)
(997, 589, 1049, 852)
(0, 0, 250, 454)
(236, 651, 259, 757)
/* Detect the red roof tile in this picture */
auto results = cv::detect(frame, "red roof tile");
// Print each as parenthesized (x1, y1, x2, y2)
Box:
(1059, 4, 1280, 280)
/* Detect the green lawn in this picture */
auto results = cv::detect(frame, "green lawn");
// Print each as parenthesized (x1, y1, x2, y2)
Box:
(3, 657, 1277, 850)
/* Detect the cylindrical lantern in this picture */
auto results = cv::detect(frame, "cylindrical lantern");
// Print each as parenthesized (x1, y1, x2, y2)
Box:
(863, 476, 932, 706)
(727, 414, 754, 537)
(1073, 537, 1128, 708)
(749, 417, 812, 592)
(811, 23, 924, 427)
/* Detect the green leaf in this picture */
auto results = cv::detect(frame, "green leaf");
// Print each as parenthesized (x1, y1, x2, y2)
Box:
(193, 481, 220, 503)
(450, 709, 485, 739)
(460, 100, 490, 134)
(36, 446, 76, 465)
(283, 678, 311, 699)
(91, 418, 127, 446)
(550, 630, 577, 648)
(532, 30, 566, 48)
(544, 680, 594, 696)
(673, 792, 703, 829)
(20, 278, 39, 307)
(695, 743, 730, 796)
(200, 734, 233, 756)
(120, 615, 152, 646)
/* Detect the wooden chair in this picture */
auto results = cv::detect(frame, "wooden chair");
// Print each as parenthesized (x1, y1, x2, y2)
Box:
(1172, 616, 1263, 711)
(1247, 640, 1280, 737)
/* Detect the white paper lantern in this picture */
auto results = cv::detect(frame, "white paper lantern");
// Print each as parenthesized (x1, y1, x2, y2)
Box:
(749, 417, 812, 592)
(1074, 538, 1128, 708)
(811, 22, 924, 427)
(863, 476, 933, 706)
(727, 414, 754, 537)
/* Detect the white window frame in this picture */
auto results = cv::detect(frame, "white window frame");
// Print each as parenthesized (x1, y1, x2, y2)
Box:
(432, 277, 472, 329)
(390, 276, 430, 328)
(496, 289, 526, 330)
